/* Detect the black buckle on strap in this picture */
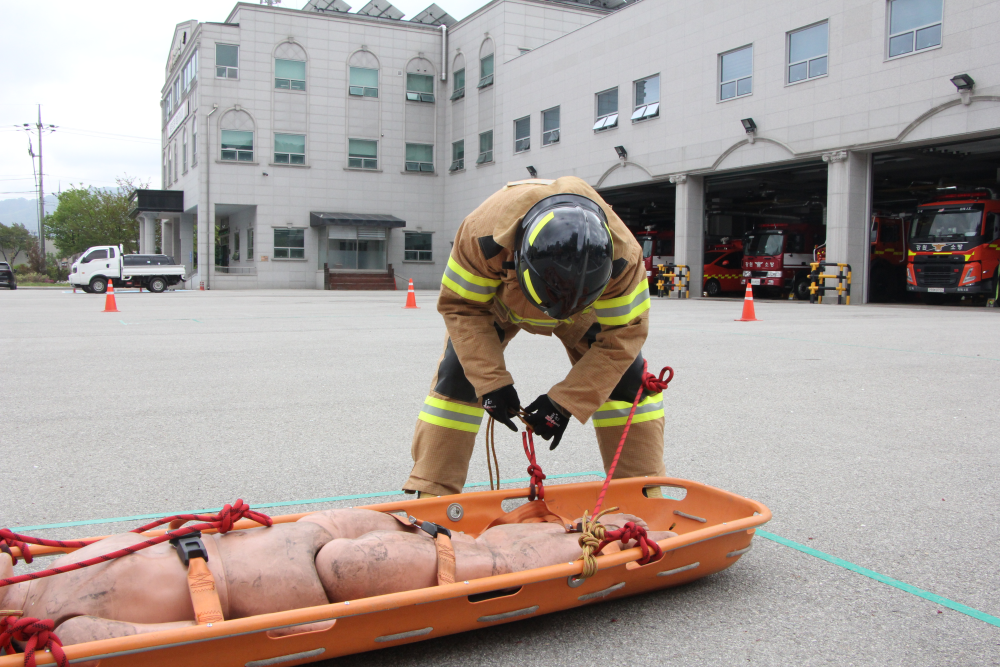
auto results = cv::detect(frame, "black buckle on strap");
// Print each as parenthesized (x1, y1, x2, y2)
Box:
(410, 517, 452, 539)
(170, 531, 209, 566)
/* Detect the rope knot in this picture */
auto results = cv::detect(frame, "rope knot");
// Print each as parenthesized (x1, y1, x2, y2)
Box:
(522, 432, 546, 501)
(0, 530, 32, 566)
(0, 616, 68, 667)
(576, 508, 663, 579)
(642, 365, 674, 394)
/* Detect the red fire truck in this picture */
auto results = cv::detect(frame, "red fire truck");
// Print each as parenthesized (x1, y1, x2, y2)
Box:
(703, 240, 743, 297)
(741, 222, 825, 299)
(907, 189, 1000, 304)
(634, 228, 675, 277)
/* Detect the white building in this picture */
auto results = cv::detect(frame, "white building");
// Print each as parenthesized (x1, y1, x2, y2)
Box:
(148, 0, 1000, 301)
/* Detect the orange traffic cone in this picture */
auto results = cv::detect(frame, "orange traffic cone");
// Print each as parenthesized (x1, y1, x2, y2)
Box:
(103, 280, 119, 313)
(735, 281, 757, 321)
(403, 278, 419, 309)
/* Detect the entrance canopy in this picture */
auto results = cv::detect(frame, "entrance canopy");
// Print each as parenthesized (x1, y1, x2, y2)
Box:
(310, 212, 406, 228)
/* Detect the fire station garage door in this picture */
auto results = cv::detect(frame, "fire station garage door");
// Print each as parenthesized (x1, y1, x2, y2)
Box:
(871, 134, 1000, 305)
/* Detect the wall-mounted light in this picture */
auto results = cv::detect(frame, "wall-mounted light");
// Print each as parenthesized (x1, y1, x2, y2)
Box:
(526, 166, 537, 178)
(950, 73, 975, 91)
(262, 172, 269, 177)
(741, 118, 757, 144)
(614, 145, 627, 161)
(950, 73, 975, 105)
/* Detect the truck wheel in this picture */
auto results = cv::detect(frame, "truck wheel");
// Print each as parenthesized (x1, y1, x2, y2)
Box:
(81, 285, 93, 293)
(704, 279, 721, 297)
(148, 277, 167, 293)
(90, 277, 107, 294)
(793, 278, 811, 301)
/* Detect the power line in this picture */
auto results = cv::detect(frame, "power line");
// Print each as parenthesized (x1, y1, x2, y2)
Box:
(57, 127, 160, 144)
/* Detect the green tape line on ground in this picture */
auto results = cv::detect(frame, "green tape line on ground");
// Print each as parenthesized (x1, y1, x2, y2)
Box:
(756, 529, 1000, 628)
(12, 471, 604, 532)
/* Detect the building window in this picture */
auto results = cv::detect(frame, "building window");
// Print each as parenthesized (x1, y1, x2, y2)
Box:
(275, 59, 306, 90)
(349, 67, 378, 97)
(478, 54, 494, 88)
(173, 78, 182, 108)
(232, 230, 241, 261)
(164, 151, 170, 186)
(404, 232, 433, 261)
(273, 228, 305, 259)
(514, 116, 530, 153)
(788, 22, 828, 83)
(451, 68, 465, 100)
(192, 122, 197, 165)
(406, 73, 435, 102)
(405, 143, 434, 172)
(182, 130, 188, 173)
(183, 51, 198, 92)
(720, 46, 753, 100)
(450, 140, 464, 171)
(477, 131, 493, 164)
(348, 139, 378, 169)
(216, 44, 239, 78)
(594, 87, 619, 131)
(174, 143, 179, 181)
(274, 133, 305, 164)
(631, 76, 659, 121)
(221, 130, 254, 161)
(542, 107, 560, 145)
(247, 228, 254, 260)
(888, 0, 942, 58)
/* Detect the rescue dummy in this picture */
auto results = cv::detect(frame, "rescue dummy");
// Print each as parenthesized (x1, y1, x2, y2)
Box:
(404, 176, 665, 497)
(0, 508, 671, 646)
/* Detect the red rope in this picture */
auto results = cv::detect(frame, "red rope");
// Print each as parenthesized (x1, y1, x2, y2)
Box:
(597, 520, 663, 566)
(0, 616, 68, 667)
(0, 500, 271, 588)
(523, 431, 546, 501)
(591, 361, 673, 517)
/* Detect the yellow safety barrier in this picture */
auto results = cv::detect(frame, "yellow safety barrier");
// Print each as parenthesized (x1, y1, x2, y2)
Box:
(655, 264, 690, 299)
(808, 262, 852, 305)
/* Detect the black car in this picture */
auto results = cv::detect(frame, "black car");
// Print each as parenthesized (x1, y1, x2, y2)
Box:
(0, 262, 16, 290)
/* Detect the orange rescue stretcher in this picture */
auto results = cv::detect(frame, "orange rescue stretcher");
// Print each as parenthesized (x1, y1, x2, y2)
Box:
(0, 477, 770, 667)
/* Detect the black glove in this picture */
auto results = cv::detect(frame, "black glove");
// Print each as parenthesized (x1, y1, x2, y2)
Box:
(523, 394, 569, 450)
(482, 385, 521, 432)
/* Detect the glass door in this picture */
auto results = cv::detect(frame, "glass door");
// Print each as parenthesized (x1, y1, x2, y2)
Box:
(327, 226, 387, 270)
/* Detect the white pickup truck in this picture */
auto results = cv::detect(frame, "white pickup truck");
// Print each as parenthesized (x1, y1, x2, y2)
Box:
(69, 245, 187, 293)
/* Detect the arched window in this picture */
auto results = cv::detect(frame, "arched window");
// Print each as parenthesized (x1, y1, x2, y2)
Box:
(478, 39, 495, 89)
(348, 50, 380, 98)
(405, 57, 436, 103)
(274, 41, 307, 90)
(451, 53, 466, 100)
(220, 109, 255, 161)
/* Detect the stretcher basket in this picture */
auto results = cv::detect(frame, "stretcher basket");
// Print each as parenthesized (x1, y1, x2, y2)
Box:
(0, 477, 770, 667)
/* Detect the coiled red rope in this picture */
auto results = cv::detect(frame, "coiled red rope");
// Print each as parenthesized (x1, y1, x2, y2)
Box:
(0, 616, 67, 667)
(576, 361, 673, 574)
(0, 500, 272, 588)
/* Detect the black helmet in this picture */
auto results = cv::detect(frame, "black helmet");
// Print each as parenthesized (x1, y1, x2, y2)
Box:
(515, 193, 614, 320)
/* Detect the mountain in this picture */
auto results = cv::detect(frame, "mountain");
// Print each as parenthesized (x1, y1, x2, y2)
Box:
(0, 196, 58, 233)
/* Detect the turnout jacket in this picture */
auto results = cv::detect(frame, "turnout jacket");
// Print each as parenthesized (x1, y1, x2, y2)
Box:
(439, 176, 651, 423)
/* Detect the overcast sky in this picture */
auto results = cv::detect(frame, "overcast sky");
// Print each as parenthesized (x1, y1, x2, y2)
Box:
(0, 0, 485, 202)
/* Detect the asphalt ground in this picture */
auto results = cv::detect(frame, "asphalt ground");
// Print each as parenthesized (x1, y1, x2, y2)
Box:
(1, 288, 998, 666)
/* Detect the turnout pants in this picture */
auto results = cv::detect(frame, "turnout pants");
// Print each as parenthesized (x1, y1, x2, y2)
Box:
(404, 323, 666, 496)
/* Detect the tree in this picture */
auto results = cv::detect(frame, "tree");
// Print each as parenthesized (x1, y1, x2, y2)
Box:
(44, 175, 149, 256)
(0, 222, 35, 265)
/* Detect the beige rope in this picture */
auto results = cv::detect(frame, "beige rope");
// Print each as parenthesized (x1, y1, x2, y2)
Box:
(576, 507, 619, 579)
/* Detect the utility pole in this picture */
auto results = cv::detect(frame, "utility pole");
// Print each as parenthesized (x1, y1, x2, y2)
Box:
(18, 105, 57, 269)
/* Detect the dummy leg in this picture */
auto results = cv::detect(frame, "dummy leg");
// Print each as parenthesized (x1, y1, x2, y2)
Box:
(404, 326, 516, 496)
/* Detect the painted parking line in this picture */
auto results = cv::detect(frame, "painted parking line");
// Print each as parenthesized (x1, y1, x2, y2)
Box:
(12, 471, 604, 532)
(756, 530, 1000, 628)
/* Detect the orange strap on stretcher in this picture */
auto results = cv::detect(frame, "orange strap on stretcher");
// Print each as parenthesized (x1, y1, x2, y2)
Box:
(171, 532, 224, 625)
(388, 515, 456, 586)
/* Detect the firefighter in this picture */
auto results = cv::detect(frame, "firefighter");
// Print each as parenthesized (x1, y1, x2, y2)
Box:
(403, 176, 665, 497)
